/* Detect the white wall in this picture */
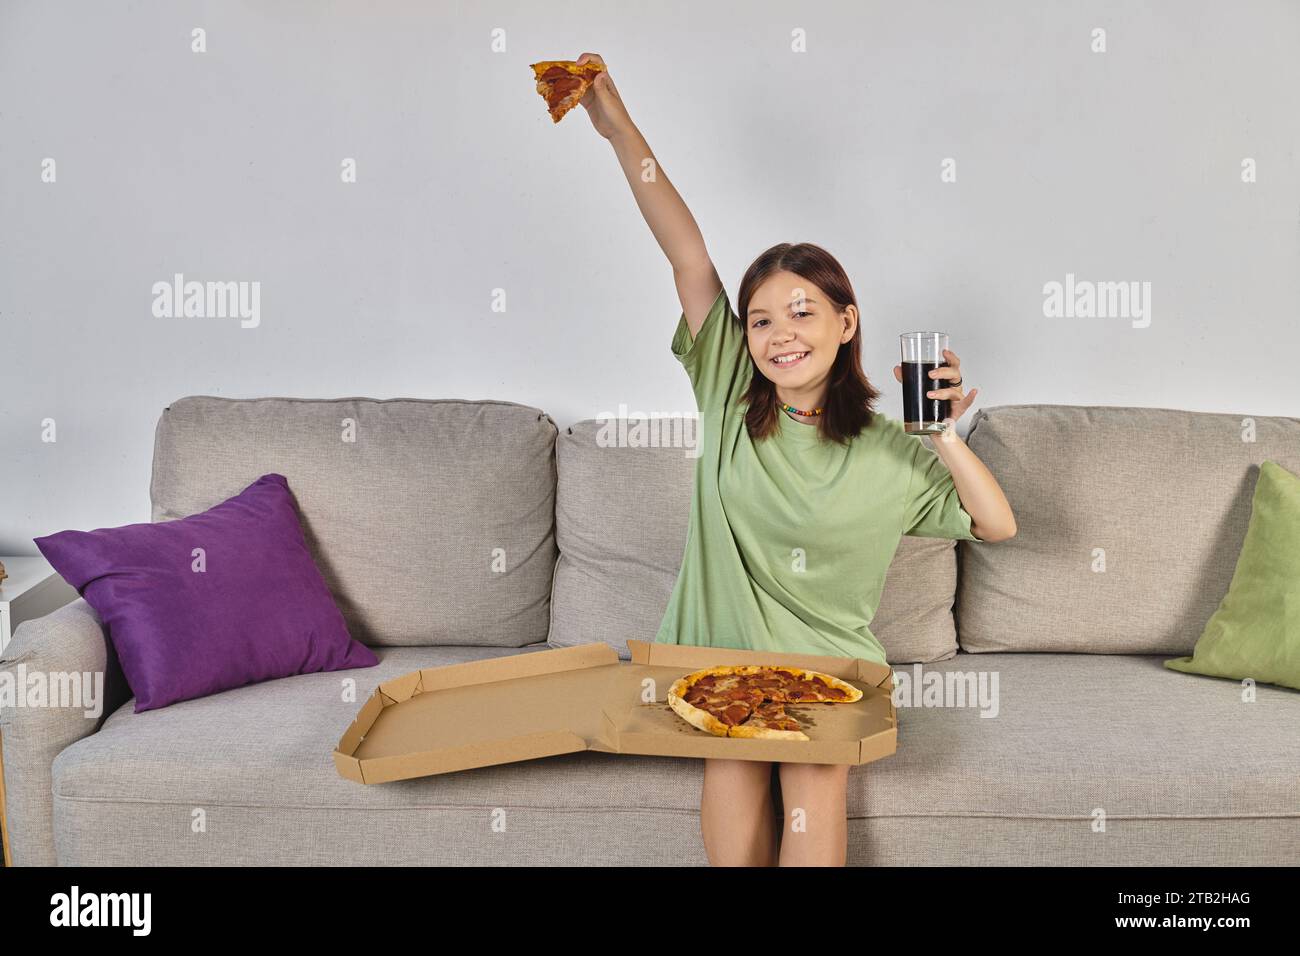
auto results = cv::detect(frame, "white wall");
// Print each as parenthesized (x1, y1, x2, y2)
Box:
(2, 0, 1297, 550)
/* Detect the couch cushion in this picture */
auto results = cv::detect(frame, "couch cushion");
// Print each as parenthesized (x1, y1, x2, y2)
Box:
(150, 397, 558, 647)
(959, 404, 1300, 654)
(50, 642, 716, 865)
(50, 647, 1299, 866)
(862, 649, 1300, 865)
(550, 417, 965, 664)
(874, 652, 1300, 826)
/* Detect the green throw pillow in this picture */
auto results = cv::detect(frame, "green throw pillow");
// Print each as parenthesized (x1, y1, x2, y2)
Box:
(1164, 460, 1300, 691)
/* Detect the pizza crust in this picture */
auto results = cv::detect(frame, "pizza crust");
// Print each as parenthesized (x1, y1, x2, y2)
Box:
(667, 690, 731, 737)
(729, 721, 807, 742)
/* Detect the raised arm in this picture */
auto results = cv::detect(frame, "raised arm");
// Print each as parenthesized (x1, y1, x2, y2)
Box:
(575, 52, 722, 340)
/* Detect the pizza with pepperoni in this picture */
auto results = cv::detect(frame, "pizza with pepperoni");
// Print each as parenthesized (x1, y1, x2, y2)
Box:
(667, 664, 863, 741)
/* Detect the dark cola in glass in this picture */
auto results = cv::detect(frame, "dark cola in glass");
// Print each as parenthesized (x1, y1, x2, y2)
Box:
(900, 332, 951, 435)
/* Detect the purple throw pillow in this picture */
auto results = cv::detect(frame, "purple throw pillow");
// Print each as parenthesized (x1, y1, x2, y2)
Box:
(34, 473, 378, 712)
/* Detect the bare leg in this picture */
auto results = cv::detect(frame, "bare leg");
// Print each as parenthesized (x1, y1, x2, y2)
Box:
(701, 758, 777, 866)
(776, 762, 851, 866)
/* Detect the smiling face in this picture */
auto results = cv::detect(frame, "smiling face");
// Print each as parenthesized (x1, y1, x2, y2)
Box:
(744, 271, 857, 414)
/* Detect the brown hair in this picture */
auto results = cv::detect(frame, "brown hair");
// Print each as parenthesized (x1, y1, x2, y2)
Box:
(734, 242, 881, 445)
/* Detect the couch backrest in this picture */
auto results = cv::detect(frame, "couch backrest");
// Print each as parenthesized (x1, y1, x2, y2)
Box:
(550, 416, 968, 664)
(152, 398, 1294, 662)
(151, 396, 558, 647)
(958, 404, 1300, 654)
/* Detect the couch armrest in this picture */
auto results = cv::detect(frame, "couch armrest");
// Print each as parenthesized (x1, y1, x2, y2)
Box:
(0, 598, 132, 866)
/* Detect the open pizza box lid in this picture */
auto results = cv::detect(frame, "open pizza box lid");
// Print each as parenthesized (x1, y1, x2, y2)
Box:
(334, 639, 898, 785)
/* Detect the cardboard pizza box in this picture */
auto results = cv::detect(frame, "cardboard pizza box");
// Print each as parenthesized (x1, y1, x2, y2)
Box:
(334, 638, 898, 785)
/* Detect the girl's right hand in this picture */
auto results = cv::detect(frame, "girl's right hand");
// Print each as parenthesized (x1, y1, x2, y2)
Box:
(575, 53, 633, 140)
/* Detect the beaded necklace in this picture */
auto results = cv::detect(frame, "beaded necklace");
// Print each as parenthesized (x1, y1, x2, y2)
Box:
(779, 401, 824, 418)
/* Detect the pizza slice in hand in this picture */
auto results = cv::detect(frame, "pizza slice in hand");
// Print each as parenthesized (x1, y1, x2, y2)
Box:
(529, 59, 606, 123)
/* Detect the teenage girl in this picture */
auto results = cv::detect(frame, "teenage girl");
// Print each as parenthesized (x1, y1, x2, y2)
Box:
(573, 53, 1017, 866)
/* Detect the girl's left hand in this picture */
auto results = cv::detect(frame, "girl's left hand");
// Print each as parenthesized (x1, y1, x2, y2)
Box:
(892, 348, 979, 423)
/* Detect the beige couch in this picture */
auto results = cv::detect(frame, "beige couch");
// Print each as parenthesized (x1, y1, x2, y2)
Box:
(2, 397, 1297, 865)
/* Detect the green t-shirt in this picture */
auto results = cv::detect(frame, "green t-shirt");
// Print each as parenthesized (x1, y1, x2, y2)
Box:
(652, 285, 981, 665)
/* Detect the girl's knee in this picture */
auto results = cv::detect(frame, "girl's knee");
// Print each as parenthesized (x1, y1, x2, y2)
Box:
(704, 759, 775, 795)
(778, 761, 851, 784)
